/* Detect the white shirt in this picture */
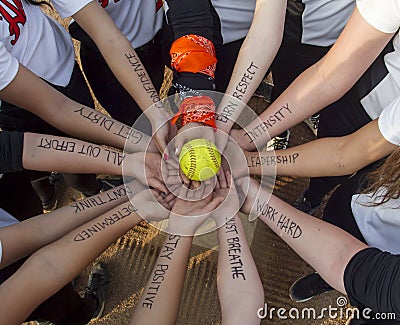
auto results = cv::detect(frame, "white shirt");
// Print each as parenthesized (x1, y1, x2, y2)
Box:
(0, 0, 74, 90)
(357, 0, 400, 119)
(0, 208, 18, 264)
(52, 0, 164, 49)
(352, 95, 400, 253)
(352, 190, 400, 254)
(211, 0, 255, 44)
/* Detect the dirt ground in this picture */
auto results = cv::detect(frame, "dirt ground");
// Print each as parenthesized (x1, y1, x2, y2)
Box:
(23, 6, 355, 325)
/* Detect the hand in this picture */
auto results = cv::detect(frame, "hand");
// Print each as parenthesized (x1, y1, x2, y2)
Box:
(168, 185, 223, 236)
(124, 152, 168, 194)
(130, 189, 173, 222)
(230, 128, 256, 151)
(152, 121, 170, 159)
(147, 107, 172, 158)
(215, 130, 229, 153)
(211, 170, 240, 228)
(173, 122, 215, 157)
(162, 154, 186, 196)
(222, 141, 249, 179)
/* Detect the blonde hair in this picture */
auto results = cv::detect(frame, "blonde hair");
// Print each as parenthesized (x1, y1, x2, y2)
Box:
(365, 147, 400, 206)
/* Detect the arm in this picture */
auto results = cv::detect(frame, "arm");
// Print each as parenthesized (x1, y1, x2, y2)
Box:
(212, 171, 263, 325)
(21, 132, 168, 193)
(234, 7, 395, 150)
(130, 234, 194, 325)
(245, 119, 397, 177)
(0, 65, 150, 152)
(72, 2, 170, 154)
(131, 186, 223, 324)
(240, 178, 367, 293)
(216, 0, 286, 141)
(0, 183, 133, 269)
(216, 214, 264, 325)
(0, 200, 143, 325)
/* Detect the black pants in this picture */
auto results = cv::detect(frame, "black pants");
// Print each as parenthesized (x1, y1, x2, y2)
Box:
(270, 35, 393, 206)
(0, 62, 100, 197)
(322, 159, 385, 242)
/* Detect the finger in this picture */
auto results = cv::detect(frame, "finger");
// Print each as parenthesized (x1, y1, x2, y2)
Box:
(191, 180, 201, 189)
(166, 170, 180, 178)
(174, 135, 186, 157)
(150, 179, 169, 195)
(219, 168, 228, 189)
(164, 192, 176, 203)
(215, 132, 228, 153)
(167, 158, 180, 170)
(203, 195, 224, 213)
(168, 183, 182, 193)
(166, 175, 181, 185)
(226, 170, 233, 189)
(191, 183, 206, 200)
(179, 169, 191, 185)
(178, 184, 189, 198)
(168, 197, 177, 209)
(214, 172, 221, 190)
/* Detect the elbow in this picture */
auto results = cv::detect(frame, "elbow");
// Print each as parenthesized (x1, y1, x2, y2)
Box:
(332, 139, 359, 176)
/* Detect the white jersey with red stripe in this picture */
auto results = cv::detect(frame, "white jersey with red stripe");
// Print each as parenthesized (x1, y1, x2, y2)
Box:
(52, 0, 164, 49)
(0, 0, 74, 90)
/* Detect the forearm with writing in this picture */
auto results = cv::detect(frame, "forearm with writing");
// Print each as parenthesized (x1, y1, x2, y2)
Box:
(0, 184, 133, 269)
(130, 235, 193, 325)
(217, 214, 263, 325)
(23, 133, 127, 175)
(0, 200, 142, 325)
(252, 186, 367, 293)
(216, 0, 285, 133)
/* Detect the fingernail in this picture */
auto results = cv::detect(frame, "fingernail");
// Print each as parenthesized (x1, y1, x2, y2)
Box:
(175, 147, 179, 156)
(164, 153, 169, 160)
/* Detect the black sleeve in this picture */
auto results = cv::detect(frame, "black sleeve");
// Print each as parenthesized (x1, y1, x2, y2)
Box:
(165, 0, 216, 41)
(344, 247, 400, 320)
(0, 131, 24, 173)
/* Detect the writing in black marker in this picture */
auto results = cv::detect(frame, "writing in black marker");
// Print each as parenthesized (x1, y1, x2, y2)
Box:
(73, 203, 137, 241)
(74, 107, 115, 130)
(232, 62, 259, 100)
(160, 234, 181, 260)
(113, 124, 143, 144)
(142, 264, 169, 309)
(125, 52, 163, 108)
(244, 104, 292, 143)
(247, 153, 299, 167)
(71, 186, 132, 213)
(216, 100, 239, 124)
(38, 138, 76, 152)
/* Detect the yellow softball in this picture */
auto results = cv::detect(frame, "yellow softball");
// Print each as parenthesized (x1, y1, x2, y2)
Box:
(179, 139, 221, 181)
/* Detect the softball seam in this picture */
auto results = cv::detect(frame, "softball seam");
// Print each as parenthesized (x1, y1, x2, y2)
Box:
(205, 139, 220, 170)
(186, 143, 197, 180)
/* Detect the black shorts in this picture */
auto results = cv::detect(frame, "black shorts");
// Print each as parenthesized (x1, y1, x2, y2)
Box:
(0, 131, 24, 173)
(344, 247, 400, 321)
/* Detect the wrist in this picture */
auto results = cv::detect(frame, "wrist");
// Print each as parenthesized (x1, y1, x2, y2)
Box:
(167, 214, 200, 236)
